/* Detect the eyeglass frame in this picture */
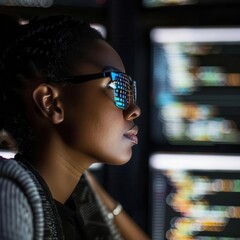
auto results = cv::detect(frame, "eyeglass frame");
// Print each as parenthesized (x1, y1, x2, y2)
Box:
(59, 71, 137, 110)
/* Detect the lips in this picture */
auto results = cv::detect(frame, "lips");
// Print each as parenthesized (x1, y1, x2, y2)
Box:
(124, 125, 139, 145)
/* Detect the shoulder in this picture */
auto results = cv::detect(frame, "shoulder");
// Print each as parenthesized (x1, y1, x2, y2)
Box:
(0, 156, 44, 239)
(0, 155, 26, 176)
(0, 156, 39, 197)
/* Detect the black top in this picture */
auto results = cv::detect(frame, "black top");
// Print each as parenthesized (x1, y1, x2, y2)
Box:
(55, 174, 120, 240)
(55, 198, 86, 240)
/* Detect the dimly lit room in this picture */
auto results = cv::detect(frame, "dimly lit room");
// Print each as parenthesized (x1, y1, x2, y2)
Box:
(1, 0, 240, 239)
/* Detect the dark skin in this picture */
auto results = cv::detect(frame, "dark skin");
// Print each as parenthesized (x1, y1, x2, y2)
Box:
(20, 39, 149, 239)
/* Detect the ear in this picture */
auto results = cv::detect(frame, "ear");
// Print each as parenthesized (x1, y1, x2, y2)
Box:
(32, 84, 64, 124)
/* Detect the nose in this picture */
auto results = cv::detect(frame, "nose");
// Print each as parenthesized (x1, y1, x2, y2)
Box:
(123, 103, 141, 120)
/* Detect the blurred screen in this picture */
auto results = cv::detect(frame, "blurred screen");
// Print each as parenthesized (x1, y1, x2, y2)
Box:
(91, 24, 107, 39)
(143, 0, 196, 7)
(0, 150, 15, 159)
(150, 28, 240, 150)
(143, 0, 238, 7)
(0, 0, 107, 8)
(150, 153, 240, 240)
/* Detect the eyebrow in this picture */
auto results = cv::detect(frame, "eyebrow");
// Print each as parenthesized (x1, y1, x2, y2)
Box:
(102, 65, 122, 73)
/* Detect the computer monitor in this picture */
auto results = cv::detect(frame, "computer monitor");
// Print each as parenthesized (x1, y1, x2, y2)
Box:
(0, 150, 15, 159)
(150, 152, 240, 240)
(143, 0, 239, 7)
(91, 24, 107, 39)
(150, 27, 240, 152)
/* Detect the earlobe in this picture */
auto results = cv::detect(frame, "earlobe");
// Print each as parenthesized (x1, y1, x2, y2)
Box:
(32, 84, 64, 124)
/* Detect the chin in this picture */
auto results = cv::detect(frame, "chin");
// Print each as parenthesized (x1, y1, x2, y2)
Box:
(116, 158, 131, 165)
(95, 147, 133, 165)
(111, 153, 132, 165)
(101, 154, 131, 166)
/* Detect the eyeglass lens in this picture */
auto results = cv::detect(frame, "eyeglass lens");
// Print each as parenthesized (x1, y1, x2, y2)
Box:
(111, 72, 136, 110)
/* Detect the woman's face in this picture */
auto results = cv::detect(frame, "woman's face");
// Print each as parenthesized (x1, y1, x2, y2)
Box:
(60, 40, 141, 165)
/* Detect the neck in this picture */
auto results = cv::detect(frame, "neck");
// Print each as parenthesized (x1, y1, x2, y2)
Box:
(31, 136, 94, 204)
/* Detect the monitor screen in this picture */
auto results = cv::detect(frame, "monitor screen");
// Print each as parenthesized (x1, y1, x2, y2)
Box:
(150, 153, 240, 240)
(150, 27, 240, 151)
(143, 0, 239, 7)
(90, 24, 107, 39)
(0, 150, 15, 159)
(0, 0, 107, 8)
(143, 0, 196, 7)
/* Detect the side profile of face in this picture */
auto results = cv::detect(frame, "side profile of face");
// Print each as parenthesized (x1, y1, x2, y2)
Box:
(54, 39, 141, 166)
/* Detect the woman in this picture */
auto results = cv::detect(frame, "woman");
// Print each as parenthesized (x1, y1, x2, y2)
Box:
(0, 15, 149, 239)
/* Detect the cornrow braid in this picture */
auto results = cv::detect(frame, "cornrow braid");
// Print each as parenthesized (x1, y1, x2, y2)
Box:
(0, 15, 104, 157)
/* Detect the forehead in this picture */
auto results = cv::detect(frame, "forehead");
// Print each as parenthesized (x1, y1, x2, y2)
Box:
(72, 39, 125, 75)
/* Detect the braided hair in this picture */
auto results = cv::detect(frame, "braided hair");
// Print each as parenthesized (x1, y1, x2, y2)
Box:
(0, 15, 104, 156)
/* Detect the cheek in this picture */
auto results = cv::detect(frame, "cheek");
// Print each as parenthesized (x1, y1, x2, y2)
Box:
(64, 100, 114, 143)
(87, 110, 121, 146)
(62, 87, 132, 164)
(90, 118, 133, 164)
(76, 108, 132, 164)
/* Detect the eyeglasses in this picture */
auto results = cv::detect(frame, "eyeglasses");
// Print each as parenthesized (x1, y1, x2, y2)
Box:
(62, 71, 137, 110)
